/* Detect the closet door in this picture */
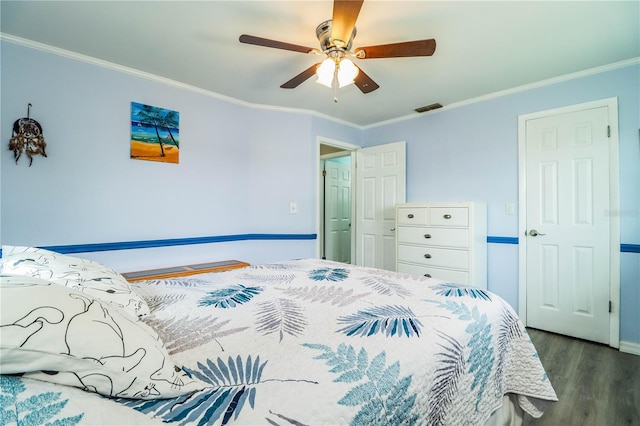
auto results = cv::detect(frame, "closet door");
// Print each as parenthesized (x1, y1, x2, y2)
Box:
(523, 105, 613, 345)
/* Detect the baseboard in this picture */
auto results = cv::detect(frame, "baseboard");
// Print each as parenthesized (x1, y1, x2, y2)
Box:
(619, 341, 640, 356)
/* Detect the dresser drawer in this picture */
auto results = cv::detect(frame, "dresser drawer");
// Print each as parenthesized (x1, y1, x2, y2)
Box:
(397, 207, 428, 225)
(397, 263, 470, 284)
(397, 226, 469, 248)
(397, 245, 469, 269)
(429, 207, 469, 227)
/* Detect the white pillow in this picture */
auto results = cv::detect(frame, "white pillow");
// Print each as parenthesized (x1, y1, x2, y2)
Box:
(0, 274, 206, 399)
(0, 245, 149, 318)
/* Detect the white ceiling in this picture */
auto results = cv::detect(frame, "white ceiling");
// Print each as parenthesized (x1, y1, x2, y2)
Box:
(1, 1, 638, 127)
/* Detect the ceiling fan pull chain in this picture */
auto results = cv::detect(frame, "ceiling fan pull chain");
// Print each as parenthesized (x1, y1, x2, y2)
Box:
(333, 62, 339, 103)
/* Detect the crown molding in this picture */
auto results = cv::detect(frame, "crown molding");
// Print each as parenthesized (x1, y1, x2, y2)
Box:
(2, 33, 637, 131)
(363, 57, 640, 130)
(0, 33, 361, 130)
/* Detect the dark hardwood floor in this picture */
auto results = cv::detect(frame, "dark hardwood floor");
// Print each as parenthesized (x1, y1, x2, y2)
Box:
(522, 328, 640, 426)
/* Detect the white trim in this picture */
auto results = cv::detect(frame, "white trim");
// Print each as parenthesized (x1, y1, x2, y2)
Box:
(3, 32, 638, 130)
(517, 116, 528, 325)
(317, 136, 361, 152)
(315, 136, 361, 260)
(365, 58, 640, 130)
(0, 33, 360, 130)
(620, 341, 640, 356)
(517, 97, 621, 349)
(607, 98, 621, 350)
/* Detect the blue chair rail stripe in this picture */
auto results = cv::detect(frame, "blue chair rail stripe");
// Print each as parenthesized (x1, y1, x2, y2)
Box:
(1, 235, 635, 256)
(621, 244, 640, 253)
(39, 233, 317, 254)
(487, 236, 519, 244)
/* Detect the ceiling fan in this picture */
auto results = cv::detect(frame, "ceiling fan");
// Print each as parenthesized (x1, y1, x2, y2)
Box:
(239, 0, 436, 102)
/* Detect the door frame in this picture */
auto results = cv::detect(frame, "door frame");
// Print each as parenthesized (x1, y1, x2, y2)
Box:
(517, 97, 620, 348)
(316, 136, 360, 262)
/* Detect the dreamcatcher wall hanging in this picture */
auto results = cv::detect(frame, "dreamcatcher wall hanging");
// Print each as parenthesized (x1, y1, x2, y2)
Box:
(9, 103, 47, 166)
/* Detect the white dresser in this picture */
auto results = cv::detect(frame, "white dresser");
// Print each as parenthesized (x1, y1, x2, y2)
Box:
(395, 202, 487, 289)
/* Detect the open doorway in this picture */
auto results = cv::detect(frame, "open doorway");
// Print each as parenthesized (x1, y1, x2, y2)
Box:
(317, 138, 360, 264)
(317, 138, 407, 270)
(321, 153, 352, 262)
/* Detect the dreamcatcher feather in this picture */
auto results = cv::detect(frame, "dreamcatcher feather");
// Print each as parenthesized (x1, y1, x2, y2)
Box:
(9, 105, 47, 166)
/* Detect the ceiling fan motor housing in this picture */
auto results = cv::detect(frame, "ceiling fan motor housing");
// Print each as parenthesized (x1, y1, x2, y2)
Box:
(316, 20, 356, 53)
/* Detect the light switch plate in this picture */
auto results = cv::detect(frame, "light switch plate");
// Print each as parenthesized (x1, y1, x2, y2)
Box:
(505, 203, 515, 215)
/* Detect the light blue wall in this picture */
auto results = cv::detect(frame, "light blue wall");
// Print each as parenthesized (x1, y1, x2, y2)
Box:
(0, 40, 359, 270)
(362, 64, 640, 345)
(1, 40, 638, 344)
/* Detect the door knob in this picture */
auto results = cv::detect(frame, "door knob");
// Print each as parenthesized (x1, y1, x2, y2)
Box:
(529, 229, 546, 237)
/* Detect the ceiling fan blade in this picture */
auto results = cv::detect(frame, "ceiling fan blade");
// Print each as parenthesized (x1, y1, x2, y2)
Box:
(331, 0, 364, 47)
(280, 63, 320, 89)
(353, 65, 379, 94)
(239, 34, 314, 54)
(357, 39, 436, 59)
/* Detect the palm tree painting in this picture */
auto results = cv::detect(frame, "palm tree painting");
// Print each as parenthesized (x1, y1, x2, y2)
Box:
(131, 102, 179, 163)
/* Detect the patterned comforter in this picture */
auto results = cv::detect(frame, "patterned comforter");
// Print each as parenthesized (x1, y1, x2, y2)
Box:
(1, 258, 557, 425)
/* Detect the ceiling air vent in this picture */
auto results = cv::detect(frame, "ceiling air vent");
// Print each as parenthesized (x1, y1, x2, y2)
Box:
(414, 103, 443, 113)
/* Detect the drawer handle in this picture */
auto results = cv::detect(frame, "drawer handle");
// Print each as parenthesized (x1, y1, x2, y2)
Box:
(424, 254, 432, 259)
(424, 234, 432, 239)
(407, 214, 414, 218)
(443, 214, 452, 219)
(424, 273, 432, 278)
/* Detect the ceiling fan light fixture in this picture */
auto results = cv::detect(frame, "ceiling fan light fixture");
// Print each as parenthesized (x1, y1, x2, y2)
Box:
(316, 58, 336, 87)
(337, 58, 359, 87)
(316, 57, 359, 88)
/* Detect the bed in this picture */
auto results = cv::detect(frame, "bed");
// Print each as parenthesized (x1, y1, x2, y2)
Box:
(0, 245, 557, 425)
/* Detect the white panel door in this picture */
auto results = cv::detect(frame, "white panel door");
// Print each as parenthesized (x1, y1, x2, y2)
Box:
(355, 141, 406, 270)
(324, 158, 351, 263)
(525, 106, 611, 344)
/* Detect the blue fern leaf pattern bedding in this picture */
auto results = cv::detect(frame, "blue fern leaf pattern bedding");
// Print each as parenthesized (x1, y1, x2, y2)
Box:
(119, 355, 270, 425)
(1, 259, 557, 425)
(433, 282, 492, 300)
(0, 376, 83, 426)
(308, 267, 350, 282)
(198, 284, 263, 308)
(304, 343, 419, 425)
(336, 305, 422, 337)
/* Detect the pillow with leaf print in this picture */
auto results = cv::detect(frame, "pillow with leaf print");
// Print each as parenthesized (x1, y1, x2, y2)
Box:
(0, 245, 150, 319)
(0, 274, 207, 400)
